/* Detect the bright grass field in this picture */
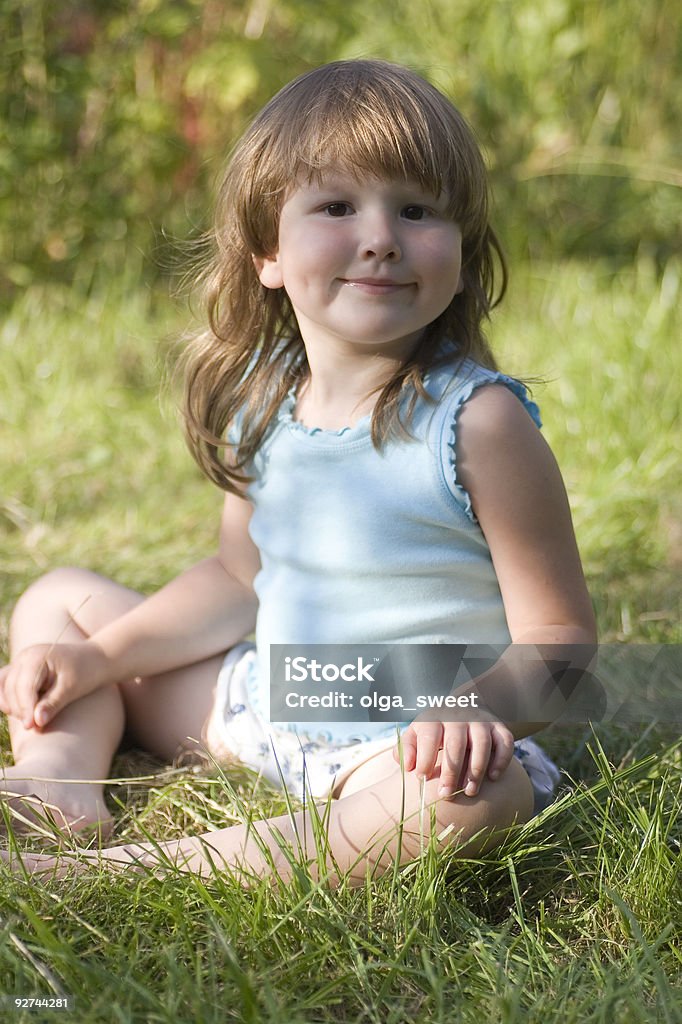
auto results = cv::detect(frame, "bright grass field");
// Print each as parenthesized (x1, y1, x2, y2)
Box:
(0, 261, 680, 1022)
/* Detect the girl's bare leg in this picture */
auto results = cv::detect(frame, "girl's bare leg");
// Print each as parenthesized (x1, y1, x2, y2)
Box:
(1, 568, 225, 836)
(150, 750, 534, 884)
(9, 745, 533, 884)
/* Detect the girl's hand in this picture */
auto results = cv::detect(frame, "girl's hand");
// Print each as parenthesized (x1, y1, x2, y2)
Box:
(0, 641, 110, 730)
(394, 720, 515, 798)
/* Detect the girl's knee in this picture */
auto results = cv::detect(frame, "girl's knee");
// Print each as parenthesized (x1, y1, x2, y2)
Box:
(388, 755, 534, 861)
(11, 567, 94, 622)
(11, 568, 141, 639)
(431, 756, 534, 855)
(16, 567, 103, 606)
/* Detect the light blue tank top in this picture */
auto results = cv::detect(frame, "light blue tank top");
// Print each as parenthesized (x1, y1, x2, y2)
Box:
(240, 356, 542, 743)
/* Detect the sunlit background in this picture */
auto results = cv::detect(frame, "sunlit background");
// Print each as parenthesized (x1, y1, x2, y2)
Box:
(2, 0, 679, 290)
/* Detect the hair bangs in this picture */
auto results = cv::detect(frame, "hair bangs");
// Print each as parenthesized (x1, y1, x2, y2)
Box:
(293, 96, 445, 199)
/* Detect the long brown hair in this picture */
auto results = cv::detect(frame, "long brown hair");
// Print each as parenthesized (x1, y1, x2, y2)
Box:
(182, 59, 507, 493)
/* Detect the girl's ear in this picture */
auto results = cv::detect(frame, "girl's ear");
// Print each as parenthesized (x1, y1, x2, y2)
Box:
(252, 253, 284, 289)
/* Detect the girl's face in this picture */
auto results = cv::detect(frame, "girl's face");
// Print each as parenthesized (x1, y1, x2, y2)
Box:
(255, 172, 464, 358)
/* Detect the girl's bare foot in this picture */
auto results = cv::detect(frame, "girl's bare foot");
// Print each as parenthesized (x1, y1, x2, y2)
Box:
(0, 760, 114, 841)
(1, 847, 83, 880)
(1, 841, 156, 881)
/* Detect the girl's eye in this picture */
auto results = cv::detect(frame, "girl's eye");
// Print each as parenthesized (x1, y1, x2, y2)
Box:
(402, 205, 428, 221)
(324, 203, 352, 217)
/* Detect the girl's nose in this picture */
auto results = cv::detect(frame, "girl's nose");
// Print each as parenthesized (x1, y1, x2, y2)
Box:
(359, 215, 402, 261)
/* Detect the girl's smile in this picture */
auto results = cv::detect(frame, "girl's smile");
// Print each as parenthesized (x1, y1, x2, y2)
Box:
(341, 277, 412, 293)
(255, 174, 464, 356)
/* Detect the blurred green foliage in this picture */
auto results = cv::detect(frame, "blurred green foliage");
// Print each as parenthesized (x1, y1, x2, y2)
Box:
(1, 0, 680, 295)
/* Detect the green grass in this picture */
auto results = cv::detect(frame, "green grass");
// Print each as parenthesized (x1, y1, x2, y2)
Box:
(1, 262, 680, 1022)
(492, 259, 681, 645)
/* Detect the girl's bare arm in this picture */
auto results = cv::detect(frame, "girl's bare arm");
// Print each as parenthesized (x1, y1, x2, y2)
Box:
(0, 492, 260, 726)
(88, 492, 260, 679)
(399, 384, 597, 796)
(456, 383, 596, 646)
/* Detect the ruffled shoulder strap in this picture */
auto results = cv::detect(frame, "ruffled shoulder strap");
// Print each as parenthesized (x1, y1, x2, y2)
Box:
(429, 359, 542, 524)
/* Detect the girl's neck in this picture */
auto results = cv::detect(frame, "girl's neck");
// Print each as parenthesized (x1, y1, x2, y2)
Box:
(295, 340, 412, 430)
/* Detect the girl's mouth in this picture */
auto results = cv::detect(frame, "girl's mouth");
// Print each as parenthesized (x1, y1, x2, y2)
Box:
(341, 278, 412, 294)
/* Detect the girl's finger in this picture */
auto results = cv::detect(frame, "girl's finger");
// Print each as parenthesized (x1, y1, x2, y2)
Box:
(463, 723, 492, 797)
(32, 662, 69, 728)
(438, 724, 469, 798)
(414, 722, 443, 780)
(487, 724, 515, 780)
(1, 668, 20, 719)
(17, 659, 48, 729)
(3, 664, 24, 722)
(395, 726, 418, 771)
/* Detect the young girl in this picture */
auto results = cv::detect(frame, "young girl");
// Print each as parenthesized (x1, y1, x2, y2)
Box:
(0, 59, 596, 884)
